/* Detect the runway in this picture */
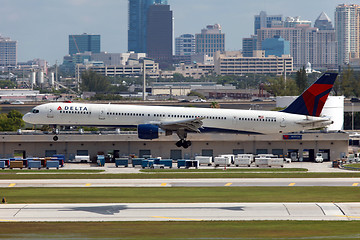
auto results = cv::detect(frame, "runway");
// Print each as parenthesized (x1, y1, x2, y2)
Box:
(0, 202, 359, 222)
(1, 178, 360, 187)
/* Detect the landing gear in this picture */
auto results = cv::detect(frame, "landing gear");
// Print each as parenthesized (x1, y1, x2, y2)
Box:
(176, 139, 192, 149)
(175, 129, 192, 148)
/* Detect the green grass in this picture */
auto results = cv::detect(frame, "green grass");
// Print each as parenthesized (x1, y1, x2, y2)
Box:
(343, 163, 360, 171)
(140, 168, 308, 172)
(1, 172, 360, 179)
(0, 169, 104, 174)
(0, 221, 359, 239)
(1, 187, 360, 203)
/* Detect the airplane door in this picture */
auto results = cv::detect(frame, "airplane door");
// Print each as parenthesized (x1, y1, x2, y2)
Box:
(47, 107, 54, 118)
(280, 118, 286, 127)
(99, 109, 106, 120)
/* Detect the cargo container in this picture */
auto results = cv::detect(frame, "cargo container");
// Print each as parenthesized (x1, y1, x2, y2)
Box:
(185, 160, 199, 169)
(142, 160, 154, 169)
(195, 156, 212, 166)
(234, 154, 253, 167)
(214, 157, 231, 167)
(10, 160, 23, 169)
(115, 158, 129, 167)
(0, 159, 9, 166)
(0, 161, 5, 169)
(72, 155, 90, 163)
(159, 159, 173, 168)
(97, 155, 105, 166)
(177, 159, 186, 168)
(255, 157, 269, 167)
(268, 158, 284, 167)
(132, 158, 144, 167)
(28, 160, 41, 169)
(46, 160, 59, 169)
(219, 154, 235, 164)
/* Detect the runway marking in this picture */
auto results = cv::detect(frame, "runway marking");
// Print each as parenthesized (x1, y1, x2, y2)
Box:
(85, 183, 91, 187)
(151, 216, 203, 221)
(8, 183, 16, 188)
(225, 183, 232, 186)
(0, 219, 17, 222)
(288, 183, 296, 186)
(353, 183, 359, 186)
(161, 183, 167, 186)
(336, 215, 360, 219)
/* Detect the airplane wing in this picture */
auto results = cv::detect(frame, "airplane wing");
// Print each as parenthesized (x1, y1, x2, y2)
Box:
(149, 118, 204, 133)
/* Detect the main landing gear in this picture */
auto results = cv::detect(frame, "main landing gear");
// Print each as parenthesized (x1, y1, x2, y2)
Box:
(175, 129, 192, 149)
(176, 139, 192, 149)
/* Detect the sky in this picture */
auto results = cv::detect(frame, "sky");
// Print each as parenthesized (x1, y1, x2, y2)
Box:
(0, 0, 354, 65)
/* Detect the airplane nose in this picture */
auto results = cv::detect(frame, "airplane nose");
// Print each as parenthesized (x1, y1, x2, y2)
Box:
(22, 113, 31, 123)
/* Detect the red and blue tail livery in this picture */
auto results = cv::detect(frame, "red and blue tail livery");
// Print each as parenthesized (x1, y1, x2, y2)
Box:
(282, 72, 338, 117)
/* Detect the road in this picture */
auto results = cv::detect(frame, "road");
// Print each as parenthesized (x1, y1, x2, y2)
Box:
(0, 202, 359, 222)
(1, 178, 360, 187)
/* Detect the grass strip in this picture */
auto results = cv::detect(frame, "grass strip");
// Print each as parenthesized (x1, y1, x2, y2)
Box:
(140, 168, 308, 172)
(0, 169, 104, 174)
(1, 172, 360, 179)
(0, 221, 359, 239)
(0, 187, 359, 203)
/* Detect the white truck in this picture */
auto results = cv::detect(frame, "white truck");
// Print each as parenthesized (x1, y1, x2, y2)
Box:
(234, 154, 253, 167)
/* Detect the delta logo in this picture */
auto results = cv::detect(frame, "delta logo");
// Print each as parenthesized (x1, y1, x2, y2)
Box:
(57, 106, 88, 111)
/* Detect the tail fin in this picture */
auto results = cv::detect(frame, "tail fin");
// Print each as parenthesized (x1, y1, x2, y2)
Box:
(282, 72, 338, 117)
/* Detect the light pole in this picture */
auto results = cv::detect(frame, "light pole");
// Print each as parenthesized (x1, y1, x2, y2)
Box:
(352, 103, 354, 131)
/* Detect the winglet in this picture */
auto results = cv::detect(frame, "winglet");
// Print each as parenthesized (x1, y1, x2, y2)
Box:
(281, 72, 338, 117)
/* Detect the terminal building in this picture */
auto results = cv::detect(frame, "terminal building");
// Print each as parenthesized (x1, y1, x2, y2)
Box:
(0, 131, 349, 162)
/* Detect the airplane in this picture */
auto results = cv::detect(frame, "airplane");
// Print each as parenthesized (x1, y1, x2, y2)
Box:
(23, 72, 337, 148)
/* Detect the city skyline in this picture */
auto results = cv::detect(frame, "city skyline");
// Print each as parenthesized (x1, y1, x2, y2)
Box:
(0, 0, 351, 64)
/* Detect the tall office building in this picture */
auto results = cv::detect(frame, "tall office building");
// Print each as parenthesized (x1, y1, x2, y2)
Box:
(242, 35, 257, 57)
(0, 36, 17, 67)
(256, 14, 336, 69)
(68, 33, 100, 55)
(195, 24, 225, 57)
(315, 12, 334, 30)
(254, 11, 283, 35)
(146, 4, 173, 67)
(261, 36, 290, 57)
(335, 4, 360, 65)
(128, 0, 168, 53)
(175, 34, 195, 56)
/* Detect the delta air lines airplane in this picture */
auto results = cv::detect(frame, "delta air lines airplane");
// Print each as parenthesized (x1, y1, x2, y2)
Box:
(23, 73, 337, 148)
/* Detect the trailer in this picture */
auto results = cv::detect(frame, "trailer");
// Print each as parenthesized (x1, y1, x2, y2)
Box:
(268, 158, 284, 167)
(234, 154, 253, 167)
(195, 156, 212, 166)
(214, 157, 231, 167)
(115, 158, 129, 167)
(0, 160, 6, 169)
(28, 160, 41, 169)
(132, 158, 144, 167)
(46, 160, 59, 169)
(10, 160, 23, 169)
(254, 157, 269, 167)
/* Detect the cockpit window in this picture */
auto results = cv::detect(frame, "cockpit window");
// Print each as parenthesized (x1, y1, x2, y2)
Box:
(32, 109, 39, 114)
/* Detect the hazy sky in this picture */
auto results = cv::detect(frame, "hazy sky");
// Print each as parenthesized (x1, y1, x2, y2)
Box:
(0, 0, 353, 64)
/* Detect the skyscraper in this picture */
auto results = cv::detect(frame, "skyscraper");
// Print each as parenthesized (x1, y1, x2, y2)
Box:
(0, 35, 17, 67)
(146, 4, 173, 67)
(254, 11, 283, 35)
(68, 33, 100, 55)
(175, 34, 195, 56)
(195, 24, 225, 57)
(128, 0, 168, 53)
(335, 4, 360, 65)
(315, 12, 334, 30)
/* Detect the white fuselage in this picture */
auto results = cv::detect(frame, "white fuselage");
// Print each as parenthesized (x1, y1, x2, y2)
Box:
(23, 103, 331, 135)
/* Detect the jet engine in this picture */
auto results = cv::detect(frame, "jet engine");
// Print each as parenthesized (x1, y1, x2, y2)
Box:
(138, 124, 159, 139)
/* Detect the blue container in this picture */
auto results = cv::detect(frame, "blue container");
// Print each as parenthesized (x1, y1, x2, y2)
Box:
(97, 155, 105, 166)
(28, 160, 41, 169)
(177, 159, 186, 168)
(141, 160, 154, 169)
(0, 159, 9, 166)
(159, 159, 173, 168)
(0, 161, 5, 169)
(46, 160, 59, 169)
(132, 158, 144, 167)
(115, 158, 129, 167)
(52, 155, 65, 167)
